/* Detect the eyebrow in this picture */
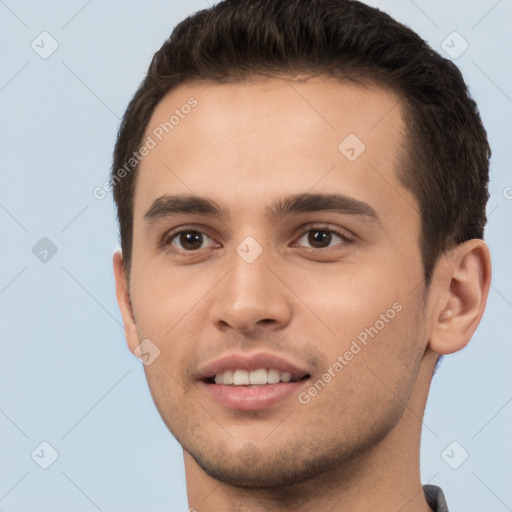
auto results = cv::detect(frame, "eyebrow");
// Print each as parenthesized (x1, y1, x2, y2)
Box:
(143, 192, 381, 226)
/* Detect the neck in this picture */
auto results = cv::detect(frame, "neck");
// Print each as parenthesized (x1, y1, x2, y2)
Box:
(184, 351, 438, 512)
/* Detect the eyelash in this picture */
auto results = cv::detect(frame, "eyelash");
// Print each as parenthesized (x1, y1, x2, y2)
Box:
(293, 226, 355, 248)
(161, 224, 355, 253)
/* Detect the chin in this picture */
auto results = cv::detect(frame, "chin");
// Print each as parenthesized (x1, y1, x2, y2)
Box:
(190, 449, 325, 489)
(183, 429, 385, 490)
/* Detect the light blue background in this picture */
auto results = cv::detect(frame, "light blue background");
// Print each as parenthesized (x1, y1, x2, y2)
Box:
(1, 1, 511, 510)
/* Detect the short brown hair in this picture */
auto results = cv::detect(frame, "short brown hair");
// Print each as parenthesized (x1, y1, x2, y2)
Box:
(112, 0, 490, 286)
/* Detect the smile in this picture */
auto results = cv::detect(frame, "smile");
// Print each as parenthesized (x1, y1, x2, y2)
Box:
(211, 368, 306, 386)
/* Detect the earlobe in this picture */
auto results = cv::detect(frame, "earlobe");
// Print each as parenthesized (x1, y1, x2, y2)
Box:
(113, 250, 140, 354)
(429, 240, 491, 355)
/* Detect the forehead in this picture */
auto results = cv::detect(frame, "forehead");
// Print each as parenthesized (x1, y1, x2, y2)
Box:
(134, 77, 416, 228)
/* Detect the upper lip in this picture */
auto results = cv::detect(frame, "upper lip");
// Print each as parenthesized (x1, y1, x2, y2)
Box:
(197, 351, 311, 380)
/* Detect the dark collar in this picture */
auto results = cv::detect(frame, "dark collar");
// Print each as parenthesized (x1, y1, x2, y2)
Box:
(423, 484, 449, 512)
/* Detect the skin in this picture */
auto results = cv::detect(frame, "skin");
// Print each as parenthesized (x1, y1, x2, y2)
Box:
(113, 77, 491, 511)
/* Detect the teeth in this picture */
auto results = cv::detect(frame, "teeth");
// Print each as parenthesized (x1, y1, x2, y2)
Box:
(267, 368, 280, 384)
(280, 372, 292, 383)
(249, 368, 267, 385)
(223, 369, 234, 385)
(213, 368, 300, 386)
(233, 369, 249, 385)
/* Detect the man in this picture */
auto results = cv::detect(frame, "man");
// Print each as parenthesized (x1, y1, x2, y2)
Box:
(111, 1, 492, 510)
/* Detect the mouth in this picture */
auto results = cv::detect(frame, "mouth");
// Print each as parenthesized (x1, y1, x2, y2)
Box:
(198, 352, 311, 410)
(206, 368, 310, 386)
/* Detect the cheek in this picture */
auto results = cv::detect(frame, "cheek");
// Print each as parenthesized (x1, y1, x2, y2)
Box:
(130, 265, 226, 382)
(286, 261, 409, 342)
(131, 264, 216, 334)
(289, 265, 425, 398)
(143, 362, 200, 441)
(299, 300, 425, 433)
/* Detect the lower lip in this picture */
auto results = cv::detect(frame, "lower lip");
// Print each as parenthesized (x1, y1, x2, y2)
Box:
(202, 380, 308, 411)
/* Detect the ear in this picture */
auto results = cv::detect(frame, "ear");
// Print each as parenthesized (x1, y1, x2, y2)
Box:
(429, 239, 491, 355)
(113, 250, 140, 354)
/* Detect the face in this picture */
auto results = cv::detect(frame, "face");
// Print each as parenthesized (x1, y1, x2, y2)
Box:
(123, 78, 431, 486)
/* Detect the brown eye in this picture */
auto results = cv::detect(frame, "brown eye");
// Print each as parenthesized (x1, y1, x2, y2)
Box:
(295, 227, 352, 249)
(307, 230, 334, 248)
(167, 230, 214, 251)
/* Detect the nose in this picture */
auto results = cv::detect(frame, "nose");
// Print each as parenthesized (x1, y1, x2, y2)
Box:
(208, 251, 292, 334)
